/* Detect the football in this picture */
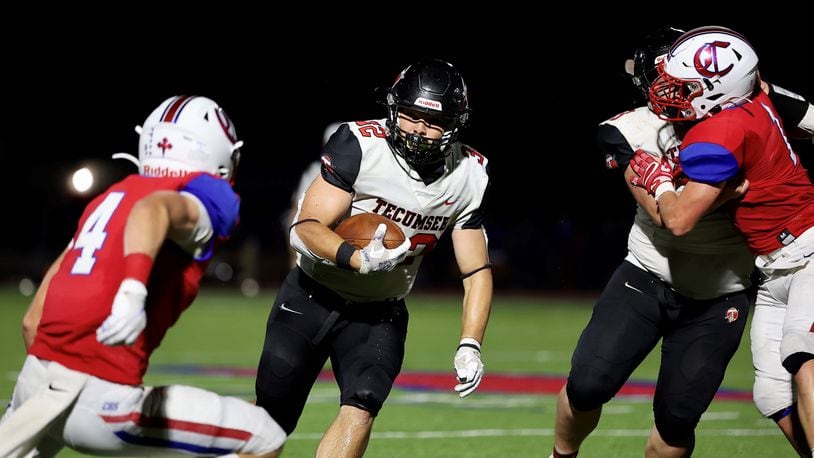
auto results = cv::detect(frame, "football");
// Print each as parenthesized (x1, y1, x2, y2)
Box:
(334, 213, 406, 249)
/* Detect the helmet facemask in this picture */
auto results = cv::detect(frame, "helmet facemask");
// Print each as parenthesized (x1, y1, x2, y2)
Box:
(387, 101, 463, 166)
(649, 61, 706, 121)
(383, 59, 470, 166)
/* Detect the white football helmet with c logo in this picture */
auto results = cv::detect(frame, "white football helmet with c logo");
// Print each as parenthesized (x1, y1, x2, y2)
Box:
(137, 95, 242, 181)
(649, 26, 759, 121)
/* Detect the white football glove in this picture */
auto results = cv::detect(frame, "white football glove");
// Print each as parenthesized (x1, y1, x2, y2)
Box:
(454, 338, 484, 398)
(358, 223, 411, 274)
(96, 279, 148, 346)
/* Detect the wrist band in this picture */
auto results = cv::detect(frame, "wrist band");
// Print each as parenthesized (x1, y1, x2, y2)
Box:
(460, 262, 492, 279)
(124, 253, 154, 284)
(336, 241, 356, 270)
(654, 182, 676, 200)
(457, 337, 481, 351)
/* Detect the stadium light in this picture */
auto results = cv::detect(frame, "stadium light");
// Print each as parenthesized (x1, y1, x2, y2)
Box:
(71, 167, 94, 193)
(18, 277, 35, 296)
(240, 278, 260, 297)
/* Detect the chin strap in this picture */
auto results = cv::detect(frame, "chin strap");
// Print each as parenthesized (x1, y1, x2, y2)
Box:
(111, 152, 140, 168)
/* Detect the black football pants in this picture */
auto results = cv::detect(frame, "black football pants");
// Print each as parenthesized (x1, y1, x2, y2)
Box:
(255, 267, 408, 434)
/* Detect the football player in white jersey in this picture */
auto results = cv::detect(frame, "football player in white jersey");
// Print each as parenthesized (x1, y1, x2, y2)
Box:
(552, 28, 814, 458)
(255, 59, 492, 457)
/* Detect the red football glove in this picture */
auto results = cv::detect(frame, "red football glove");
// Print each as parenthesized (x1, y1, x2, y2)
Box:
(630, 149, 676, 199)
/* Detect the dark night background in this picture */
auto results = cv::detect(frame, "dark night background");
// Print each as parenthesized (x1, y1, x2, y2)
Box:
(2, 18, 811, 294)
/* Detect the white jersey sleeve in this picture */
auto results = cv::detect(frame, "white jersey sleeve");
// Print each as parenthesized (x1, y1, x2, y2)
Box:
(598, 106, 679, 168)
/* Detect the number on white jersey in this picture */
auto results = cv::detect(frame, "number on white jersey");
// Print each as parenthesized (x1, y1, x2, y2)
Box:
(356, 120, 387, 138)
(71, 192, 125, 275)
(402, 233, 439, 265)
(461, 145, 486, 165)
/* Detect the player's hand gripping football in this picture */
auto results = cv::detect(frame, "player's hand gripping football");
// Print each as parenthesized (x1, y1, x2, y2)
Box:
(96, 279, 148, 346)
(630, 149, 676, 199)
(358, 224, 411, 274)
(454, 338, 484, 398)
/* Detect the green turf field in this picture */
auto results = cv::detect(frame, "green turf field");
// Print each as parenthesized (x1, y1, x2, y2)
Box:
(0, 287, 790, 457)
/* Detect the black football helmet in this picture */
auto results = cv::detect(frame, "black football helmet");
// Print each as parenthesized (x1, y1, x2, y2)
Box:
(631, 27, 685, 100)
(385, 59, 470, 166)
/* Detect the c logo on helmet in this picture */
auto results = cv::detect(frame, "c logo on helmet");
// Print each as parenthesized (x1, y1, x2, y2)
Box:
(215, 108, 237, 143)
(693, 41, 734, 78)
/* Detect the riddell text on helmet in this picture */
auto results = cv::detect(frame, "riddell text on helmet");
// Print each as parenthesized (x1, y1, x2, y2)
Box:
(143, 165, 192, 177)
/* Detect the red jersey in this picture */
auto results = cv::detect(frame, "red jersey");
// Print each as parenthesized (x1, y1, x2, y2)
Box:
(680, 91, 814, 254)
(29, 173, 239, 385)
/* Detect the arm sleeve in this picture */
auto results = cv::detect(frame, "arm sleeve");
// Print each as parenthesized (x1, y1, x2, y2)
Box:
(768, 84, 812, 133)
(181, 174, 240, 239)
(320, 124, 362, 193)
(597, 123, 635, 170)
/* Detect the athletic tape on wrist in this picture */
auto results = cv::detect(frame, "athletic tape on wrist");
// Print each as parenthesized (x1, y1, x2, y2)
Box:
(654, 182, 676, 200)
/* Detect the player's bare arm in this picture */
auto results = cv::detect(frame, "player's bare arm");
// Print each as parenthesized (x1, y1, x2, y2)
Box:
(126, 191, 204, 257)
(451, 227, 492, 398)
(452, 228, 492, 343)
(293, 174, 357, 266)
(657, 180, 724, 236)
(629, 149, 728, 236)
(22, 246, 68, 349)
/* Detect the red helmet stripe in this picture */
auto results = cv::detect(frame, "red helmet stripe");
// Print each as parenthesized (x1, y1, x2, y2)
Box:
(161, 95, 195, 123)
(215, 108, 237, 143)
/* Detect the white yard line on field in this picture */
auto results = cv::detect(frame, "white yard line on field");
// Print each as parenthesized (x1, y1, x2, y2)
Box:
(289, 427, 781, 441)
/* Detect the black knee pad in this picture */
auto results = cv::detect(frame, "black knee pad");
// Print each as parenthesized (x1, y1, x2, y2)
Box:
(565, 372, 616, 412)
(654, 411, 697, 445)
(346, 388, 384, 415)
(783, 352, 814, 375)
(341, 364, 393, 415)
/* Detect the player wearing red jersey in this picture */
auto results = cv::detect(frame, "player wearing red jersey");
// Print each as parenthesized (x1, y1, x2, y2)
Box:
(0, 96, 285, 457)
(632, 26, 814, 454)
(552, 27, 758, 458)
